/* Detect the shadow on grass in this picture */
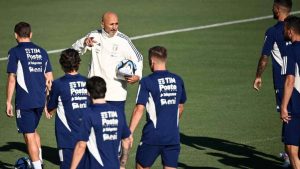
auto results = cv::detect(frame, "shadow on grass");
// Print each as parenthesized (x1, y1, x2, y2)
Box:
(178, 162, 218, 169)
(0, 141, 59, 167)
(180, 133, 283, 169)
(0, 160, 14, 169)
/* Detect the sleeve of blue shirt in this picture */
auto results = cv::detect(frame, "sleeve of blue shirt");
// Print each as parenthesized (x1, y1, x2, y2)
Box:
(7, 50, 18, 74)
(261, 28, 275, 56)
(78, 112, 92, 142)
(47, 81, 60, 110)
(43, 51, 52, 73)
(179, 78, 187, 104)
(286, 47, 296, 76)
(136, 79, 149, 106)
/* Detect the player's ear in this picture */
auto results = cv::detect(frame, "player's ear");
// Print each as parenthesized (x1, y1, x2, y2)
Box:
(29, 32, 32, 39)
(101, 21, 104, 29)
(14, 33, 18, 39)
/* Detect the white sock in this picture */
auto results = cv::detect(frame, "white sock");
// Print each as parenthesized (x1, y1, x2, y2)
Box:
(39, 148, 43, 163)
(32, 160, 42, 169)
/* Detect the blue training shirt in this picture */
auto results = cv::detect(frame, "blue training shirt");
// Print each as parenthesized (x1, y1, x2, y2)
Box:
(78, 103, 131, 169)
(47, 74, 88, 149)
(136, 70, 187, 145)
(285, 41, 300, 117)
(7, 42, 52, 109)
(261, 21, 291, 89)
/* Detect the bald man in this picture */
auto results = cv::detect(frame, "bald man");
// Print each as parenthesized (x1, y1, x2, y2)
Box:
(72, 11, 143, 112)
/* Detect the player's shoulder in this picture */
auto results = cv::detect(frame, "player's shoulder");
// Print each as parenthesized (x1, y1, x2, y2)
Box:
(77, 74, 88, 80)
(140, 74, 153, 83)
(266, 22, 283, 33)
(52, 77, 65, 88)
(116, 31, 130, 41)
(8, 46, 18, 55)
(265, 25, 277, 36)
(168, 71, 184, 81)
(30, 42, 47, 53)
(89, 29, 102, 35)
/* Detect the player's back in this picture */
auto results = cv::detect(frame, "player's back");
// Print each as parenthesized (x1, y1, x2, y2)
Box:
(138, 70, 186, 145)
(48, 73, 88, 148)
(82, 103, 130, 169)
(7, 42, 51, 109)
(263, 21, 290, 89)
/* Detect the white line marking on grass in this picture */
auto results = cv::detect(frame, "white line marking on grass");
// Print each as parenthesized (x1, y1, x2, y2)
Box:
(1, 11, 300, 61)
(239, 136, 280, 145)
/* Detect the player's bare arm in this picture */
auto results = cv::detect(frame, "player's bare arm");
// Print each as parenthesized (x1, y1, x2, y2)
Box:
(45, 108, 56, 119)
(129, 104, 145, 134)
(70, 141, 87, 169)
(6, 73, 16, 117)
(179, 104, 184, 119)
(120, 137, 131, 169)
(45, 72, 53, 92)
(44, 72, 53, 119)
(281, 75, 294, 123)
(253, 55, 269, 91)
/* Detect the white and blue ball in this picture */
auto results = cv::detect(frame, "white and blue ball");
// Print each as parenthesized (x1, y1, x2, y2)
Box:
(116, 59, 137, 79)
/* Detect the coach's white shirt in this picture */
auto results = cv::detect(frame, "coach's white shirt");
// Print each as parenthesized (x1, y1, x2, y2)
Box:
(72, 29, 143, 101)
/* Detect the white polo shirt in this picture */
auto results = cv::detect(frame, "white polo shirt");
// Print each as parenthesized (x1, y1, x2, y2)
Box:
(72, 29, 143, 101)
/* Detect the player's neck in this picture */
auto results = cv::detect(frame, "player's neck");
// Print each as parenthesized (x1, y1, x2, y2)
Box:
(17, 38, 31, 43)
(278, 14, 289, 22)
(153, 64, 166, 71)
(67, 71, 78, 75)
(92, 98, 106, 104)
(292, 36, 300, 43)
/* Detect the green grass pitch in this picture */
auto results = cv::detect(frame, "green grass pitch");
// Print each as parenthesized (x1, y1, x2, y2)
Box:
(1, 0, 300, 168)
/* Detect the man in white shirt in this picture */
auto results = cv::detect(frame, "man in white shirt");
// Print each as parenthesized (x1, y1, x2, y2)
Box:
(72, 11, 143, 112)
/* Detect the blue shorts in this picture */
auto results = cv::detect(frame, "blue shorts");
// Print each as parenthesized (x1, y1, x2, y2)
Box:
(275, 89, 283, 112)
(16, 108, 43, 133)
(59, 148, 85, 169)
(283, 116, 300, 146)
(136, 143, 180, 168)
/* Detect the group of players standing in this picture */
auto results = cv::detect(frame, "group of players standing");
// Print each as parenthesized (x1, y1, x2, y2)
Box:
(253, 0, 300, 168)
(6, 11, 186, 169)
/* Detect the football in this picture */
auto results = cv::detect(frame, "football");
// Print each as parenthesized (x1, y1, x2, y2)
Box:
(14, 157, 32, 169)
(116, 59, 137, 79)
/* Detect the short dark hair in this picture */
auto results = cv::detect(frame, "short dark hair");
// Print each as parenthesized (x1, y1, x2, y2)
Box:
(148, 46, 167, 61)
(59, 48, 81, 73)
(86, 76, 106, 99)
(285, 15, 300, 35)
(14, 22, 31, 38)
(274, 0, 292, 11)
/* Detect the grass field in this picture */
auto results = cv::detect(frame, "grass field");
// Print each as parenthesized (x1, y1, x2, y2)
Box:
(1, 0, 300, 168)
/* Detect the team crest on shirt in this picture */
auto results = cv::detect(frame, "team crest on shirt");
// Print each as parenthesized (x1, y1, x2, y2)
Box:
(111, 44, 119, 57)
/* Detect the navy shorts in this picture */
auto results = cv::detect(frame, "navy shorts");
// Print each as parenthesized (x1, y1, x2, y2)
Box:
(136, 142, 180, 168)
(16, 108, 43, 133)
(283, 116, 300, 146)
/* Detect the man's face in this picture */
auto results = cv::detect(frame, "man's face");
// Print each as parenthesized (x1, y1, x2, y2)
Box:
(102, 14, 118, 37)
(273, 4, 279, 20)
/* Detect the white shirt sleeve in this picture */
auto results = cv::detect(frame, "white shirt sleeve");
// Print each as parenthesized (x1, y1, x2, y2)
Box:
(72, 32, 92, 55)
(122, 38, 143, 79)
